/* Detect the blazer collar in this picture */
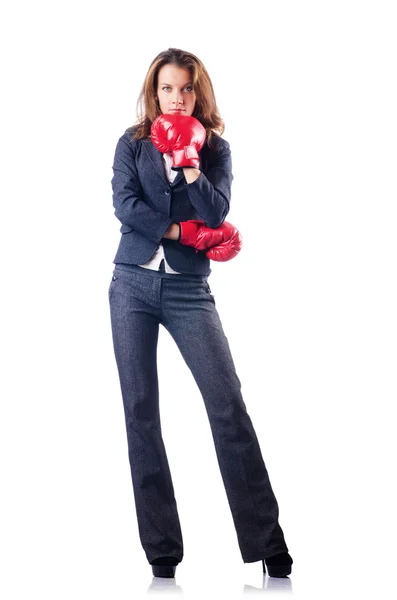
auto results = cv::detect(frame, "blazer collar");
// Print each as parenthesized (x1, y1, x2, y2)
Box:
(142, 138, 185, 187)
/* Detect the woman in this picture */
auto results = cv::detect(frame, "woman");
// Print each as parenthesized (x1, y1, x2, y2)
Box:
(108, 47, 293, 579)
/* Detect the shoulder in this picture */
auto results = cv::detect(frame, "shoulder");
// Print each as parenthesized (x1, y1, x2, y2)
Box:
(205, 132, 231, 155)
(201, 132, 231, 162)
(124, 124, 141, 137)
(114, 125, 144, 157)
(119, 124, 141, 145)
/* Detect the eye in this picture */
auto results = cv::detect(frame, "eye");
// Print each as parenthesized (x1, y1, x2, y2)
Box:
(161, 86, 193, 92)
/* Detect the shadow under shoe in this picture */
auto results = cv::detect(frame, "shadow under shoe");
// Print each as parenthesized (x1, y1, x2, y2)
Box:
(262, 552, 293, 577)
(150, 556, 180, 578)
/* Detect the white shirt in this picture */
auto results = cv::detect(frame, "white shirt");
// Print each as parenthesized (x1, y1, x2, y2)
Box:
(137, 152, 182, 274)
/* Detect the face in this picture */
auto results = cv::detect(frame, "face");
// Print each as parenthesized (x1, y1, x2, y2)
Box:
(156, 64, 196, 116)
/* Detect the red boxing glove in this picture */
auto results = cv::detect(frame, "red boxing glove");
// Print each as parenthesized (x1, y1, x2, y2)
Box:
(178, 220, 226, 251)
(178, 220, 242, 262)
(151, 114, 206, 170)
(206, 228, 243, 262)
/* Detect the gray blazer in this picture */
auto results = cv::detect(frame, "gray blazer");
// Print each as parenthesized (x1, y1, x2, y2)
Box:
(111, 124, 234, 276)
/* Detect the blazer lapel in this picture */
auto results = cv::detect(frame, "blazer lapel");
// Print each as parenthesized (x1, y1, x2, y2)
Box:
(142, 139, 184, 187)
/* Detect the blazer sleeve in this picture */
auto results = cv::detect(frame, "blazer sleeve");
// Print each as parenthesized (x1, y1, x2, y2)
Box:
(184, 138, 234, 229)
(111, 136, 174, 244)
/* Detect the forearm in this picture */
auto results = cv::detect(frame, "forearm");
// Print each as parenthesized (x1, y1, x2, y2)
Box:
(184, 169, 231, 228)
(112, 178, 174, 244)
(183, 144, 233, 228)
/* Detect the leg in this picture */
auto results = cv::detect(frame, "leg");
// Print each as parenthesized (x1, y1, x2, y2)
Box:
(108, 267, 183, 564)
(161, 277, 289, 563)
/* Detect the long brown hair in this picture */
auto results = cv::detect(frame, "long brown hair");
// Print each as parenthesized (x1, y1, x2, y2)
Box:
(130, 48, 225, 148)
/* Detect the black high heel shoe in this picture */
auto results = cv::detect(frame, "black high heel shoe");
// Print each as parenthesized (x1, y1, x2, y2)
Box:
(150, 557, 180, 578)
(262, 552, 293, 577)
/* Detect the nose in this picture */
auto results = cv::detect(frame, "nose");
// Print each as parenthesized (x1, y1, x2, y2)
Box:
(173, 90, 183, 105)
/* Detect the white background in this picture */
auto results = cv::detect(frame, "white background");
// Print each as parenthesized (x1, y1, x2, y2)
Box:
(1, 1, 396, 598)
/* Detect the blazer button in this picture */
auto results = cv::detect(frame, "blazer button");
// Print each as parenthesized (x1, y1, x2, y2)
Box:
(165, 190, 170, 195)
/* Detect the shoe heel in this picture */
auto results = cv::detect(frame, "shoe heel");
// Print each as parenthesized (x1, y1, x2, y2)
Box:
(151, 564, 177, 578)
(262, 559, 291, 577)
(262, 553, 293, 578)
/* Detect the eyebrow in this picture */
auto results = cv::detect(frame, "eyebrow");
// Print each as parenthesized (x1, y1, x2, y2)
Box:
(159, 82, 192, 86)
